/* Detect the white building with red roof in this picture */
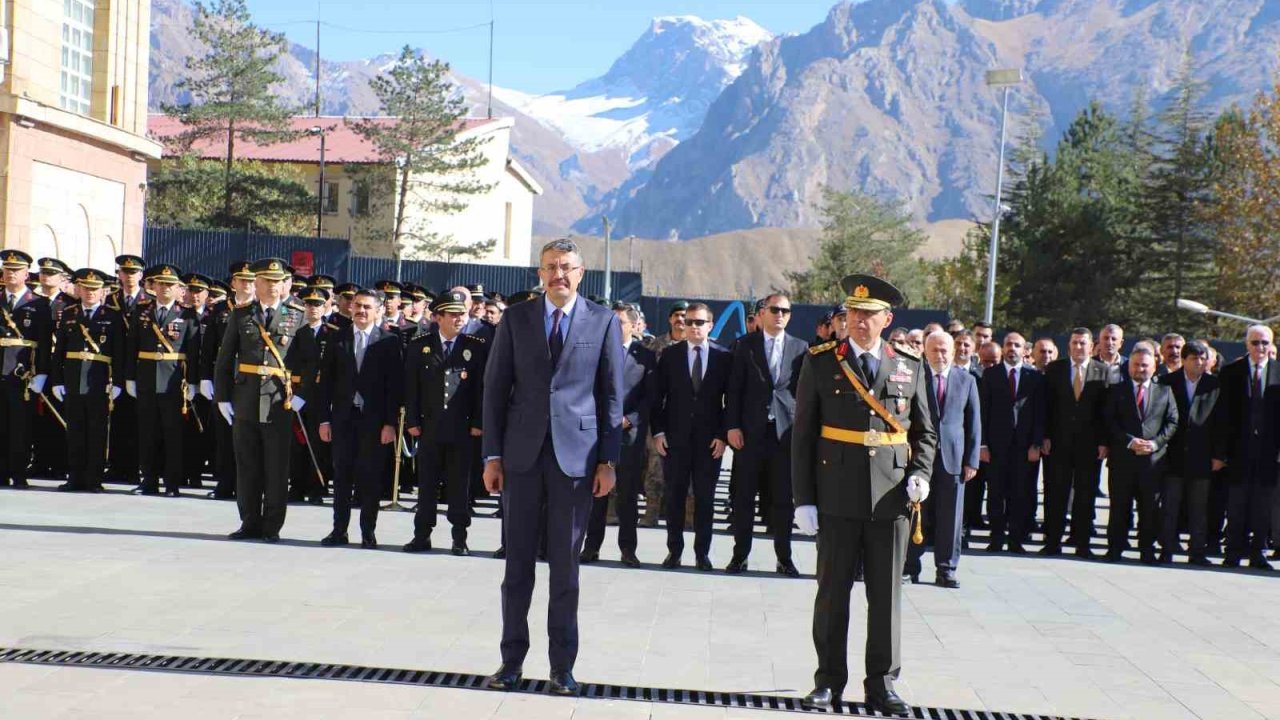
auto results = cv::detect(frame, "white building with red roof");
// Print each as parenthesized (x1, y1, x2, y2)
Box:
(147, 115, 542, 265)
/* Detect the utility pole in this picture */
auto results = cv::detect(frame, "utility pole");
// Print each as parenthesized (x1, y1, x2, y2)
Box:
(487, 20, 495, 119)
(314, 19, 321, 117)
(603, 216, 612, 302)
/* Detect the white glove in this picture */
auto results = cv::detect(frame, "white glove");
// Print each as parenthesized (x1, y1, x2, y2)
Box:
(28, 374, 47, 395)
(110, 385, 122, 401)
(185, 384, 196, 402)
(52, 385, 65, 402)
(907, 475, 930, 503)
(218, 402, 235, 425)
(125, 380, 137, 398)
(795, 505, 820, 536)
(290, 395, 306, 413)
(199, 379, 215, 400)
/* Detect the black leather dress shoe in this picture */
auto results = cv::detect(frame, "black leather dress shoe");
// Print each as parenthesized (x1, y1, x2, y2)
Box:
(1140, 551, 1159, 565)
(936, 572, 960, 589)
(548, 670, 581, 696)
(985, 542, 1003, 553)
(1008, 542, 1027, 555)
(800, 687, 841, 710)
(321, 532, 349, 547)
(620, 552, 641, 568)
(661, 552, 682, 569)
(164, 488, 182, 497)
(493, 545, 506, 559)
(402, 538, 431, 553)
(1188, 555, 1212, 567)
(11, 479, 28, 489)
(1249, 553, 1274, 571)
(361, 535, 378, 549)
(579, 549, 599, 564)
(1038, 544, 1062, 556)
(483, 664, 522, 691)
(228, 528, 261, 540)
(725, 557, 747, 574)
(1104, 551, 1123, 563)
(1222, 555, 1241, 568)
(262, 533, 280, 543)
(452, 542, 470, 557)
(695, 555, 713, 572)
(865, 688, 910, 716)
(1076, 546, 1095, 560)
(139, 486, 161, 496)
(776, 560, 801, 578)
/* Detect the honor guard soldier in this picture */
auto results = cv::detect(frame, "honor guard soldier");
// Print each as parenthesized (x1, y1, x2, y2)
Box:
(181, 273, 215, 488)
(213, 258, 318, 543)
(125, 264, 201, 496)
(400, 284, 432, 342)
(32, 257, 76, 479)
(291, 287, 336, 504)
(376, 280, 408, 331)
(51, 269, 126, 493)
(107, 254, 146, 486)
(1, 250, 54, 488)
(331, 283, 357, 328)
(402, 289, 488, 555)
(202, 262, 256, 499)
(793, 274, 937, 716)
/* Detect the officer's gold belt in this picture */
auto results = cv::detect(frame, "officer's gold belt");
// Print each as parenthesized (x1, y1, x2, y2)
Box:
(138, 351, 185, 361)
(239, 363, 286, 378)
(820, 425, 908, 447)
(66, 351, 111, 363)
(0, 338, 37, 348)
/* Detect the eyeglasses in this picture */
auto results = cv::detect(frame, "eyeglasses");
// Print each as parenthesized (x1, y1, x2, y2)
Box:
(539, 263, 582, 275)
(765, 306, 792, 315)
(1251, 340, 1272, 347)
(684, 319, 710, 327)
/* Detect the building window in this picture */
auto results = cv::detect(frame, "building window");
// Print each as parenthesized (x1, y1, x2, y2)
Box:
(60, 0, 96, 115)
(322, 181, 339, 214)
(351, 181, 371, 217)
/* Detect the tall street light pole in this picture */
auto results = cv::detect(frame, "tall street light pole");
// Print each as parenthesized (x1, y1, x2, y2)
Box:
(309, 126, 326, 240)
(603, 216, 612, 302)
(983, 68, 1022, 325)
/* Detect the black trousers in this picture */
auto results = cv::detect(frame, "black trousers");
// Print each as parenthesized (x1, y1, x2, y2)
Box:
(65, 392, 109, 490)
(906, 468, 964, 575)
(137, 392, 185, 492)
(1107, 469, 1160, 554)
(1043, 445, 1100, 549)
(1226, 477, 1275, 558)
(964, 468, 986, 530)
(1206, 469, 1229, 552)
(290, 408, 329, 501)
(0, 378, 32, 484)
(813, 513, 908, 696)
(1162, 474, 1209, 557)
(413, 438, 473, 543)
(213, 405, 237, 497)
(500, 437, 594, 673)
(32, 393, 68, 478)
(184, 396, 213, 486)
(330, 411, 386, 537)
(232, 417, 292, 534)
(662, 443, 723, 557)
(986, 452, 1035, 545)
(584, 438, 645, 555)
(108, 394, 138, 482)
(730, 427, 795, 562)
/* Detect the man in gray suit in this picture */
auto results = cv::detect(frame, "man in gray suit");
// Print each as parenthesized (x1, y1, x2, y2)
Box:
(481, 238, 624, 697)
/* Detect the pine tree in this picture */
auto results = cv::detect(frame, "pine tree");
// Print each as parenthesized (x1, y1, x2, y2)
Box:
(350, 47, 493, 269)
(161, 0, 307, 228)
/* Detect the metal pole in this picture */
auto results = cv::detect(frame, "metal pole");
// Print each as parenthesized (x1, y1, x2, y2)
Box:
(315, 19, 321, 117)
(316, 132, 326, 239)
(487, 20, 495, 120)
(603, 217, 612, 301)
(983, 86, 1011, 325)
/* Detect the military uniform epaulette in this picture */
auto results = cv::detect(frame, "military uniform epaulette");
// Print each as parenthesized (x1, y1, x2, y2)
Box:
(465, 334, 485, 344)
(324, 323, 339, 331)
(892, 346, 921, 362)
(809, 340, 838, 356)
(285, 299, 306, 313)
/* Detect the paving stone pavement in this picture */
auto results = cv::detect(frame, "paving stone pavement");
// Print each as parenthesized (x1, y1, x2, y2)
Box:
(0, 480, 1277, 720)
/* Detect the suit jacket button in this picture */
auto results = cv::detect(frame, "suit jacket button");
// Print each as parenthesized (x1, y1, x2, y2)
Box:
(868, 449, 877, 457)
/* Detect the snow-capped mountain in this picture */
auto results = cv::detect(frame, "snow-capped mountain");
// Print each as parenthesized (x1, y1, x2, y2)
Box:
(494, 16, 772, 169)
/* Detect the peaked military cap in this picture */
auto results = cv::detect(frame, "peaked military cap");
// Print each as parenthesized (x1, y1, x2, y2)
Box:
(38, 257, 72, 275)
(1, 249, 32, 270)
(841, 274, 905, 312)
(301, 287, 330, 305)
(431, 289, 468, 314)
(308, 274, 336, 291)
(251, 258, 290, 281)
(145, 264, 182, 284)
(467, 283, 485, 299)
(74, 268, 109, 289)
(292, 275, 310, 289)
(182, 273, 212, 291)
(228, 261, 255, 281)
(210, 280, 231, 298)
(506, 289, 542, 305)
(115, 254, 145, 272)
(334, 282, 359, 298)
(667, 300, 689, 317)
(375, 280, 403, 297)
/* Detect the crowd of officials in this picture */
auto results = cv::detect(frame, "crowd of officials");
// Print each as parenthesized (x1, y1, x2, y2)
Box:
(1, 247, 1277, 576)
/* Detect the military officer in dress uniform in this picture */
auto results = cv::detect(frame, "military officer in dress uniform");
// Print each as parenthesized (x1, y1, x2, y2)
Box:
(201, 262, 255, 499)
(181, 273, 215, 488)
(125, 264, 201, 496)
(377, 280, 408, 331)
(0, 250, 54, 488)
(213, 258, 317, 543)
(107, 254, 146, 486)
(793, 274, 937, 716)
(31, 257, 76, 480)
(331, 283, 357, 328)
(402, 290, 488, 555)
(290, 287, 336, 504)
(51, 269, 126, 493)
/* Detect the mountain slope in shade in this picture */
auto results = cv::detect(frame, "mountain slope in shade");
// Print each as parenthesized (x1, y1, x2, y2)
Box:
(611, 0, 1280, 239)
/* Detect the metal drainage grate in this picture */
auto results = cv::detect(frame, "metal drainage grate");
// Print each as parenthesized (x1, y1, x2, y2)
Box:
(0, 647, 1095, 719)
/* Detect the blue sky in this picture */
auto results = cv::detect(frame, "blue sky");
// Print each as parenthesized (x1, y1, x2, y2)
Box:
(244, 1, 845, 94)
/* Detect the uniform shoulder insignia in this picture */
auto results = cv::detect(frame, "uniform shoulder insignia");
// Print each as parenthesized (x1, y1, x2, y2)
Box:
(809, 341, 838, 356)
(467, 335, 485, 344)
(894, 347, 921, 362)
(286, 300, 306, 313)
(324, 323, 339, 331)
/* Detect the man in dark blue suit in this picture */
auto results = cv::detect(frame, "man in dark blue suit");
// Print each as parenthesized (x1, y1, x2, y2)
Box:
(1158, 340, 1219, 566)
(582, 303, 655, 567)
(725, 292, 808, 576)
(979, 331, 1046, 554)
(481, 239, 624, 697)
(652, 302, 732, 572)
(314, 289, 404, 549)
(905, 330, 980, 588)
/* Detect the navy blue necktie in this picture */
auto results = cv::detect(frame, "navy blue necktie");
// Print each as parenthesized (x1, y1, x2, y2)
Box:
(549, 309, 564, 367)
(860, 352, 877, 383)
(444, 339, 454, 358)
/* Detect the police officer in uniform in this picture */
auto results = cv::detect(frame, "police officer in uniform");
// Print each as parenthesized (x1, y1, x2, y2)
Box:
(51, 269, 126, 493)
(202, 262, 256, 499)
(403, 289, 487, 555)
(125, 264, 201, 496)
(213, 258, 317, 542)
(0, 250, 54, 488)
(793, 275, 937, 716)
